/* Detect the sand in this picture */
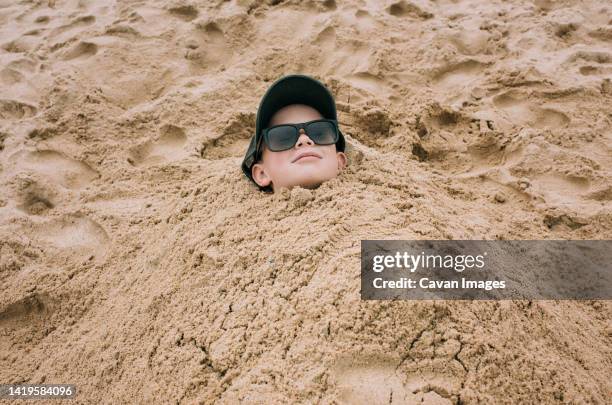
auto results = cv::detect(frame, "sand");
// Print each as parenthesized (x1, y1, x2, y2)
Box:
(1, 0, 611, 403)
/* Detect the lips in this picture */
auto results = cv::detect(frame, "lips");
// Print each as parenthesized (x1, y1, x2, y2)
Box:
(292, 151, 322, 163)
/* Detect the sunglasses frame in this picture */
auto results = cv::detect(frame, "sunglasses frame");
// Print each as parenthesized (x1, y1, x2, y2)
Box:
(255, 118, 339, 159)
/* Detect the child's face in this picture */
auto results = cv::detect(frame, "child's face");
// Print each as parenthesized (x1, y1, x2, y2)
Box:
(251, 104, 347, 192)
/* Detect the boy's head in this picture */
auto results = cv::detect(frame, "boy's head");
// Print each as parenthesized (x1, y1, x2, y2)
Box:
(250, 103, 347, 192)
(241, 75, 347, 192)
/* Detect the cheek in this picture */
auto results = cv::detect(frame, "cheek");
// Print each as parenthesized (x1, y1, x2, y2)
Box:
(263, 150, 293, 173)
(320, 146, 339, 164)
(320, 145, 337, 156)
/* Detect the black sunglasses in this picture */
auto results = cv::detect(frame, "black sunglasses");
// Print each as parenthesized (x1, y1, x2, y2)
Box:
(256, 118, 339, 157)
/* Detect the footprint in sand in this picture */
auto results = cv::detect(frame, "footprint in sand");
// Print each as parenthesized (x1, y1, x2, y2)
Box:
(1, 33, 41, 53)
(13, 177, 57, 215)
(531, 173, 591, 205)
(184, 21, 231, 72)
(46, 15, 97, 54)
(353, 9, 380, 33)
(7, 56, 38, 69)
(105, 23, 141, 38)
(313, 26, 376, 77)
(199, 113, 254, 160)
(493, 90, 570, 129)
(579, 65, 612, 76)
(0, 60, 39, 110)
(432, 60, 488, 89)
(0, 291, 67, 346)
(566, 50, 612, 64)
(345, 72, 393, 100)
(0, 292, 53, 328)
(168, 5, 199, 21)
(386, 0, 433, 19)
(34, 215, 110, 260)
(61, 41, 98, 60)
(128, 124, 188, 166)
(331, 355, 416, 404)
(402, 374, 460, 405)
(99, 66, 174, 110)
(50, 14, 96, 38)
(18, 192, 55, 215)
(566, 50, 612, 76)
(447, 27, 492, 56)
(8, 149, 99, 189)
(0, 99, 37, 120)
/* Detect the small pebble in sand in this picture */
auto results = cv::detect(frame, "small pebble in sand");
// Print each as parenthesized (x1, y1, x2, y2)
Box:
(185, 50, 203, 60)
(471, 87, 485, 99)
(494, 192, 507, 203)
(518, 178, 531, 190)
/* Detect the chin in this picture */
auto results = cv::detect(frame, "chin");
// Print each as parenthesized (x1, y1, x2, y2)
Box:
(296, 174, 333, 189)
(274, 170, 337, 190)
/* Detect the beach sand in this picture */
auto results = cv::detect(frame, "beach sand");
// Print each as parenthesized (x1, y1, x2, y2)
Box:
(1, 0, 611, 403)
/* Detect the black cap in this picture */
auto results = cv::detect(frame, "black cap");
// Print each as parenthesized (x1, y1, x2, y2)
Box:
(241, 74, 346, 187)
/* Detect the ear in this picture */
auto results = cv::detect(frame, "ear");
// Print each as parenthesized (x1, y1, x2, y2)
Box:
(251, 162, 272, 187)
(336, 151, 347, 171)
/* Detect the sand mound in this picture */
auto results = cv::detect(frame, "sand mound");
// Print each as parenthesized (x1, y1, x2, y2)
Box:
(1, 0, 610, 403)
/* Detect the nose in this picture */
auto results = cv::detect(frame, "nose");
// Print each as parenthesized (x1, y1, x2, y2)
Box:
(295, 129, 314, 148)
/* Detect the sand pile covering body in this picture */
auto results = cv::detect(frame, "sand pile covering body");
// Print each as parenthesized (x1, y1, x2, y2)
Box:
(0, 0, 611, 403)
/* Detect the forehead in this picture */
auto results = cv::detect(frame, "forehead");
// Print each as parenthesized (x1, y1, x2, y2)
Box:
(269, 104, 323, 126)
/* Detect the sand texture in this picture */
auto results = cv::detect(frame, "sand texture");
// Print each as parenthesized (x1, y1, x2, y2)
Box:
(1, 0, 611, 403)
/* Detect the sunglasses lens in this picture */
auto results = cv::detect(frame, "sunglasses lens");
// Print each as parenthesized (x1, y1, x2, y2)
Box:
(265, 120, 338, 151)
(267, 126, 298, 151)
(307, 121, 337, 145)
